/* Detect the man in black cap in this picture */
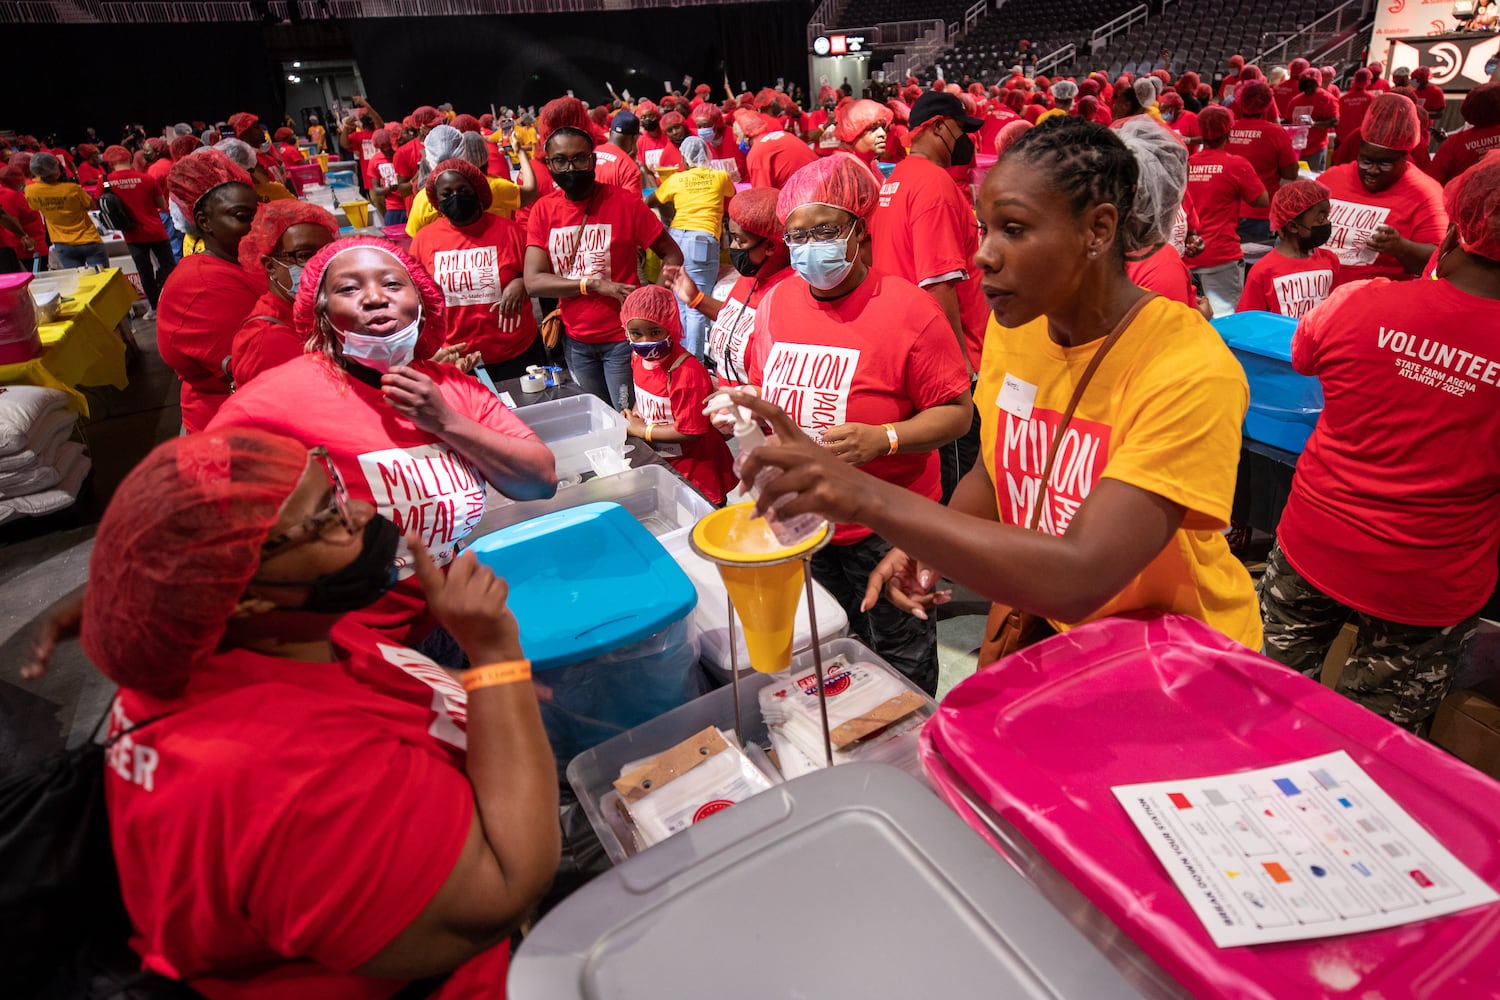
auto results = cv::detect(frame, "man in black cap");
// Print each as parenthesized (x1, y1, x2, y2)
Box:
(596, 109, 645, 193)
(870, 91, 987, 501)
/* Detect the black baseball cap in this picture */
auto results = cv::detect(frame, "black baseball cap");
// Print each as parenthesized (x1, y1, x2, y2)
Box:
(610, 110, 640, 136)
(909, 92, 984, 131)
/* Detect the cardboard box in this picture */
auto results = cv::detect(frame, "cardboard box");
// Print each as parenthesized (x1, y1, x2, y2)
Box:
(1431, 677, 1500, 782)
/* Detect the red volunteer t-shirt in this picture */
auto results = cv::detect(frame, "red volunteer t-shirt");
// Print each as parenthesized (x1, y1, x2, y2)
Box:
(1336, 89, 1373, 143)
(593, 142, 643, 193)
(871, 154, 988, 370)
(360, 148, 384, 189)
(1428, 122, 1500, 185)
(701, 130, 747, 183)
(103, 170, 168, 243)
(1226, 118, 1296, 220)
(147, 156, 174, 199)
(1125, 243, 1195, 307)
(1319, 162, 1448, 283)
(1272, 80, 1302, 122)
(411, 213, 537, 365)
(1287, 90, 1340, 154)
(746, 131, 818, 189)
(105, 623, 511, 999)
(632, 345, 737, 503)
(484, 134, 512, 180)
(637, 132, 680, 173)
(1168, 110, 1202, 140)
(77, 161, 106, 198)
(156, 255, 266, 433)
(278, 142, 304, 170)
(1186, 148, 1266, 267)
(1414, 83, 1447, 115)
(705, 264, 798, 387)
(1237, 248, 1340, 317)
(1278, 278, 1500, 623)
(746, 270, 970, 544)
(348, 129, 374, 167)
(393, 141, 423, 212)
(526, 184, 665, 343)
(0, 187, 44, 257)
(209, 355, 539, 644)
(229, 289, 301, 387)
(368, 152, 405, 211)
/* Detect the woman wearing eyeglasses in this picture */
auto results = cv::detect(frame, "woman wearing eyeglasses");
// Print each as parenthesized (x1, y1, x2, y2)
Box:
(523, 122, 684, 409)
(739, 156, 973, 694)
(210, 236, 557, 650)
(229, 199, 339, 388)
(86, 428, 559, 996)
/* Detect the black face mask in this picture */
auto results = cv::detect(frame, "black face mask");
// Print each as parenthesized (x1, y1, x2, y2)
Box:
(297, 515, 401, 614)
(950, 132, 975, 167)
(437, 190, 481, 224)
(1304, 222, 1333, 249)
(728, 244, 764, 277)
(641, 117, 660, 132)
(552, 168, 596, 199)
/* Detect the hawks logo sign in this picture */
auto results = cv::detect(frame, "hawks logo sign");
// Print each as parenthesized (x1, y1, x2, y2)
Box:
(797, 668, 852, 697)
(692, 799, 735, 823)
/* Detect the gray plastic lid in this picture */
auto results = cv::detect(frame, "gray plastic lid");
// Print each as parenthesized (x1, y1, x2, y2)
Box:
(511, 763, 1151, 999)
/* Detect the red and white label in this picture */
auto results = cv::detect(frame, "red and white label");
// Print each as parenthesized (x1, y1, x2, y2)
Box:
(1326, 200, 1391, 268)
(1271, 268, 1335, 318)
(996, 409, 1112, 535)
(357, 443, 488, 576)
(761, 343, 860, 439)
(549, 222, 613, 278)
(431, 246, 501, 308)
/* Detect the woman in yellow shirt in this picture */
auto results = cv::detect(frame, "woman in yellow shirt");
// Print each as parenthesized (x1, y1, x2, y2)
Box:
(647, 135, 735, 359)
(727, 117, 1261, 653)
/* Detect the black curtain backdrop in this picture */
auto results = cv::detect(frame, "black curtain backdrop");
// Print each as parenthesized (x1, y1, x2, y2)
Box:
(3, 4, 809, 142)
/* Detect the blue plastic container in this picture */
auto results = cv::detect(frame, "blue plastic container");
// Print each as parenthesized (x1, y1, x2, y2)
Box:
(1212, 311, 1323, 454)
(466, 502, 702, 766)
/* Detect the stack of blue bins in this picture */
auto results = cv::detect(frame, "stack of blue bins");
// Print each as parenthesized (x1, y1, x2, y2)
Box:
(466, 502, 703, 769)
(1211, 311, 1324, 454)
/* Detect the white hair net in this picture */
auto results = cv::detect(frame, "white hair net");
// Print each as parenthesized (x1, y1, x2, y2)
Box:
(424, 125, 464, 169)
(1132, 77, 1161, 109)
(1116, 118, 1187, 251)
(1051, 80, 1079, 101)
(461, 131, 490, 171)
(173, 122, 193, 136)
(213, 137, 257, 172)
(678, 135, 712, 168)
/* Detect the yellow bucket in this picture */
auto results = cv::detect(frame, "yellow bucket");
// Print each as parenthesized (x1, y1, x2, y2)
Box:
(315, 152, 330, 173)
(339, 199, 370, 228)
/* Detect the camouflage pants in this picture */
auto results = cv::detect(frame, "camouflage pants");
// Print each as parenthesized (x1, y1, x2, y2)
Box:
(1258, 544, 1478, 734)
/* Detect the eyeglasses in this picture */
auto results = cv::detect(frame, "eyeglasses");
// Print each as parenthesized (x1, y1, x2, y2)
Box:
(545, 153, 597, 172)
(782, 218, 856, 246)
(271, 247, 323, 266)
(260, 447, 354, 557)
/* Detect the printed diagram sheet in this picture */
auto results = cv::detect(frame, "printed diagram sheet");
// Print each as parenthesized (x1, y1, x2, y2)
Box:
(1112, 751, 1498, 947)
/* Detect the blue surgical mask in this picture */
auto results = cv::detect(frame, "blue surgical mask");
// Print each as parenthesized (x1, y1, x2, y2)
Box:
(789, 233, 856, 290)
(697, 127, 717, 143)
(340, 310, 423, 373)
(273, 261, 303, 298)
(631, 339, 672, 362)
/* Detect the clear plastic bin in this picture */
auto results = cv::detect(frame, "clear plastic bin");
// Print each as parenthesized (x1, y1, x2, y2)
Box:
(511, 392, 627, 481)
(478, 464, 710, 538)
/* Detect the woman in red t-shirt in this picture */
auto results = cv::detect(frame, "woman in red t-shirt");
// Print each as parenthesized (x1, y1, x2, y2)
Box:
(620, 286, 736, 503)
(1238, 180, 1340, 317)
(82, 428, 559, 997)
(412, 158, 544, 381)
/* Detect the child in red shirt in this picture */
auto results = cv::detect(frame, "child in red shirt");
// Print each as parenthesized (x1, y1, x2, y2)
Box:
(1238, 180, 1341, 317)
(620, 285, 736, 504)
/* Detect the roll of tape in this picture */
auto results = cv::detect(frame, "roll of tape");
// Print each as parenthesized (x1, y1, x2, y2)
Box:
(520, 373, 547, 393)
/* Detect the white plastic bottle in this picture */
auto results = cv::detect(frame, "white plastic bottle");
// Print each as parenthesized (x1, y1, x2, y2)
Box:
(704, 393, 826, 546)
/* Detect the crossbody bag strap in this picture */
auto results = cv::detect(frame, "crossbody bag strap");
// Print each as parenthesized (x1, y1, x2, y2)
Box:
(663, 350, 689, 393)
(1026, 292, 1157, 531)
(561, 192, 595, 278)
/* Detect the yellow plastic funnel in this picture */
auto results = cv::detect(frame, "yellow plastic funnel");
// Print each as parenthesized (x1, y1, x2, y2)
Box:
(339, 199, 370, 228)
(690, 503, 830, 673)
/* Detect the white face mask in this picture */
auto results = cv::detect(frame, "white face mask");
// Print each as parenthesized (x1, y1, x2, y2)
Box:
(339, 309, 422, 373)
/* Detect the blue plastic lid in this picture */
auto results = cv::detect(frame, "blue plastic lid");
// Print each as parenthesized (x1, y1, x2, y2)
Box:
(465, 502, 697, 671)
(1211, 310, 1298, 363)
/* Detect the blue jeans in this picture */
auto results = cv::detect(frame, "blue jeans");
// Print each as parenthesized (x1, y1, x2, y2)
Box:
(127, 240, 177, 308)
(54, 242, 110, 269)
(380, 207, 408, 226)
(669, 227, 719, 359)
(563, 336, 633, 410)
(160, 210, 183, 261)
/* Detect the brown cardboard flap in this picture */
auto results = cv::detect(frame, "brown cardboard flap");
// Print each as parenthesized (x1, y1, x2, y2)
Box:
(1430, 690, 1500, 782)
(613, 727, 729, 803)
(828, 691, 926, 750)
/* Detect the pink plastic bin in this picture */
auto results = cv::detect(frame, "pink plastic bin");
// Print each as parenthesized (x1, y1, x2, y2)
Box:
(921, 612, 1500, 1000)
(0, 273, 41, 364)
(285, 162, 325, 196)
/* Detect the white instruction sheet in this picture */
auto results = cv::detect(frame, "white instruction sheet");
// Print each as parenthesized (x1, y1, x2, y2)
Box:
(1112, 751, 1498, 947)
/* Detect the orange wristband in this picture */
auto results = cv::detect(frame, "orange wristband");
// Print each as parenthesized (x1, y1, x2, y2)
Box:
(461, 659, 532, 691)
(689, 290, 705, 309)
(883, 422, 899, 455)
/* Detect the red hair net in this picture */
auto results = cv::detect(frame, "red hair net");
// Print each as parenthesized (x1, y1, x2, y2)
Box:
(273, 127, 295, 142)
(0, 165, 25, 190)
(1364, 93, 1420, 150)
(1075, 97, 1101, 124)
(228, 112, 259, 135)
(754, 88, 778, 110)
(833, 99, 892, 143)
(1368, 61, 1385, 75)
(660, 95, 680, 110)
(480, 113, 494, 128)
(1445, 152, 1500, 260)
(660, 111, 686, 131)
(1269, 179, 1330, 232)
(1300, 69, 1321, 85)
(901, 84, 923, 104)
(695, 84, 712, 96)
(102, 144, 132, 165)
(1001, 90, 1027, 115)
(1175, 72, 1200, 95)
(728, 186, 782, 240)
(77, 143, 98, 158)
(384, 121, 403, 142)
(1235, 81, 1274, 116)
(451, 114, 481, 133)
(1288, 58, 1311, 77)
(1158, 91, 1184, 113)
(371, 129, 393, 153)
(537, 96, 602, 150)
(1411, 66, 1433, 84)
(692, 104, 724, 128)
(1239, 65, 1264, 83)
(295, 236, 448, 360)
(1352, 68, 1372, 88)
(81, 429, 310, 697)
(776, 155, 880, 224)
(1198, 106, 1233, 141)
(995, 119, 1034, 155)
(1196, 84, 1213, 101)
(237, 199, 339, 271)
(636, 99, 660, 117)
(412, 105, 446, 128)
(424, 158, 493, 212)
(733, 108, 769, 139)
(145, 137, 170, 156)
(169, 134, 201, 161)
(1079, 78, 1101, 98)
(166, 149, 253, 217)
(1462, 83, 1500, 128)
(620, 284, 683, 343)
(1229, 54, 1245, 69)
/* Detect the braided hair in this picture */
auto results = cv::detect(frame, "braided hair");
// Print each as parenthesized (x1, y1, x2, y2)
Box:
(1003, 117, 1139, 256)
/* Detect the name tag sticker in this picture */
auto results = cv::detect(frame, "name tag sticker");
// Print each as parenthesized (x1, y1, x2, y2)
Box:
(996, 374, 1038, 421)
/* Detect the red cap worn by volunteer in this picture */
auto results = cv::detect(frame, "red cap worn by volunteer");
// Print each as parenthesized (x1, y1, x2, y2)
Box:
(166, 149, 253, 220)
(237, 199, 339, 272)
(1462, 83, 1500, 127)
(833, 99, 893, 144)
(776, 153, 880, 226)
(1445, 151, 1500, 259)
(1363, 93, 1420, 150)
(1198, 106, 1233, 141)
(273, 127, 295, 142)
(411, 105, 446, 129)
(423, 157, 493, 211)
(81, 429, 310, 697)
(293, 236, 448, 359)
(620, 284, 683, 342)
(1269, 179, 1331, 232)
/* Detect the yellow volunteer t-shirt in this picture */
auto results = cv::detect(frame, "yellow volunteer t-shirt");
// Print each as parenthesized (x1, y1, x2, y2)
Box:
(653, 167, 735, 237)
(976, 296, 1262, 648)
(25, 180, 100, 245)
(513, 125, 538, 156)
(405, 177, 521, 237)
